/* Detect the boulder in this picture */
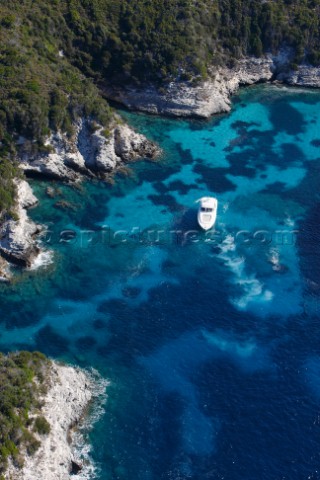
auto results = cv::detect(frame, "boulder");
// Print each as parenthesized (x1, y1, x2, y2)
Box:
(70, 459, 83, 475)
(0, 180, 43, 268)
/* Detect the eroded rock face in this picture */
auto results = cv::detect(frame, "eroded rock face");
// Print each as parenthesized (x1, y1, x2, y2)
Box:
(114, 124, 160, 161)
(278, 64, 320, 88)
(20, 130, 88, 182)
(104, 57, 275, 118)
(0, 180, 42, 268)
(2, 119, 159, 271)
(104, 81, 232, 118)
(103, 54, 320, 118)
(0, 256, 10, 282)
(20, 120, 160, 180)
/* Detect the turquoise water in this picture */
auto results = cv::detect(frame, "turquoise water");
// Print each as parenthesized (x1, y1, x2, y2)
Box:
(1, 85, 320, 479)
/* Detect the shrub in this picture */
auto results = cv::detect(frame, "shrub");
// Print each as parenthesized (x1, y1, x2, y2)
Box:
(0, 157, 18, 216)
(33, 416, 51, 435)
(0, 352, 51, 471)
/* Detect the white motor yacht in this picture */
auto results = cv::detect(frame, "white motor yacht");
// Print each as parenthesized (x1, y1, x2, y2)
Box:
(197, 197, 218, 230)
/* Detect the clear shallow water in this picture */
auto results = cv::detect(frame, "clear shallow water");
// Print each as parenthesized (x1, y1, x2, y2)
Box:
(1, 85, 320, 479)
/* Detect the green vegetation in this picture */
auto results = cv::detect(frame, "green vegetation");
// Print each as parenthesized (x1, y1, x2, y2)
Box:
(0, 0, 112, 148)
(0, 0, 320, 148)
(64, 0, 320, 81)
(0, 0, 320, 213)
(0, 351, 51, 473)
(33, 416, 51, 435)
(0, 158, 19, 217)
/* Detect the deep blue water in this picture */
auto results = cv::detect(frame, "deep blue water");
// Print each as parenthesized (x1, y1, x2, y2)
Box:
(1, 85, 320, 479)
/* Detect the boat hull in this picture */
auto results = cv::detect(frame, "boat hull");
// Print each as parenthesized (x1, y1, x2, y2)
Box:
(197, 197, 218, 230)
(197, 210, 217, 230)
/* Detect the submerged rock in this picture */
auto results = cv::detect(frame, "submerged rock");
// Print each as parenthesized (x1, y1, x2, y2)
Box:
(45, 186, 56, 198)
(54, 200, 77, 211)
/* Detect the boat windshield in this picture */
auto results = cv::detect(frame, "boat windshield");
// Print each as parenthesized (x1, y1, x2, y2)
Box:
(201, 207, 213, 212)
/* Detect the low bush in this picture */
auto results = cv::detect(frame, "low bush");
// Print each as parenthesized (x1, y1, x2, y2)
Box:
(0, 352, 51, 472)
(33, 416, 51, 435)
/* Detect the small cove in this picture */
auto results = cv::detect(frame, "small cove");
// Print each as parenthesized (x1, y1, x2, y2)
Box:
(1, 84, 320, 479)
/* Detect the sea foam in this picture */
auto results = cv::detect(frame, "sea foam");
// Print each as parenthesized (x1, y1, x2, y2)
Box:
(28, 250, 54, 271)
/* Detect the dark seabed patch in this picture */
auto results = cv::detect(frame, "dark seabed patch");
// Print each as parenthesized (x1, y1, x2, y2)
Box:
(279, 143, 304, 166)
(175, 144, 195, 165)
(35, 325, 70, 356)
(193, 164, 237, 192)
(168, 180, 198, 195)
(269, 100, 306, 135)
(148, 193, 183, 211)
(75, 335, 97, 351)
(1, 85, 320, 480)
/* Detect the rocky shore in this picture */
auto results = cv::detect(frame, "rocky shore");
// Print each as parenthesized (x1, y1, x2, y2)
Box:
(20, 118, 160, 181)
(2, 55, 319, 275)
(0, 180, 44, 278)
(6, 362, 106, 480)
(0, 118, 160, 276)
(104, 55, 320, 118)
(277, 63, 320, 88)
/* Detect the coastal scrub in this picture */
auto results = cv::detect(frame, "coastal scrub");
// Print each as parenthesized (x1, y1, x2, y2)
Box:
(0, 351, 50, 473)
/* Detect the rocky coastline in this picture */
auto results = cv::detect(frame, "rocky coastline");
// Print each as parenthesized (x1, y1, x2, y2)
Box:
(5, 362, 106, 480)
(1, 55, 320, 276)
(20, 118, 160, 182)
(0, 119, 160, 277)
(0, 180, 44, 280)
(104, 55, 320, 119)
